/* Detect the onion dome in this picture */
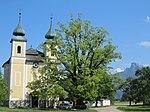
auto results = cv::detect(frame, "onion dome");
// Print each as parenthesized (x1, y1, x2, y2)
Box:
(45, 17, 55, 39)
(11, 13, 27, 43)
(13, 13, 25, 36)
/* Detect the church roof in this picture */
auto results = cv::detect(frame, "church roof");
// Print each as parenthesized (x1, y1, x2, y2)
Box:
(26, 48, 44, 62)
(2, 58, 10, 67)
(11, 36, 27, 42)
(26, 48, 39, 55)
(13, 13, 25, 36)
(2, 48, 45, 67)
(11, 13, 27, 43)
(45, 17, 55, 39)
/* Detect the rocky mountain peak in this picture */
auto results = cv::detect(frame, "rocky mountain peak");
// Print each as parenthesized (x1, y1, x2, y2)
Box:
(119, 63, 142, 78)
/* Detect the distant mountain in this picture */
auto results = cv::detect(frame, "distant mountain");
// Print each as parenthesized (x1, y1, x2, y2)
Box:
(119, 62, 142, 78)
(115, 63, 142, 99)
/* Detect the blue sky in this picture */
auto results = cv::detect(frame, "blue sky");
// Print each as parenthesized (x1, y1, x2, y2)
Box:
(1, 0, 150, 71)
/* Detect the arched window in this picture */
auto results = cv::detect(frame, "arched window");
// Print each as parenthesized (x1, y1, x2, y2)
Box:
(17, 46, 21, 54)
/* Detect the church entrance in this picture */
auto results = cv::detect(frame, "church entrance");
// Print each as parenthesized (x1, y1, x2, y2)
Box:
(32, 96, 38, 107)
(30, 91, 39, 108)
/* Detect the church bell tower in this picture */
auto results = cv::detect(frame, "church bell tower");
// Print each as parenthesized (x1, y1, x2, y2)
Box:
(9, 13, 27, 107)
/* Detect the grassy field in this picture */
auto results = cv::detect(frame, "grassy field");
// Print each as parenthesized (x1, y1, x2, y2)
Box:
(114, 101, 143, 106)
(114, 101, 130, 106)
(114, 101, 150, 112)
(0, 107, 97, 112)
(117, 106, 150, 112)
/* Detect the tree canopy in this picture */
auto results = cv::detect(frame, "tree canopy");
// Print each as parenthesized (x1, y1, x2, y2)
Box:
(56, 15, 121, 103)
(120, 66, 150, 105)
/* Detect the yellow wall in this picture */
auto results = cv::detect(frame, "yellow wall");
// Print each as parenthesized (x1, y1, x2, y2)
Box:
(11, 63, 24, 99)
(45, 44, 57, 60)
(10, 40, 26, 99)
(26, 64, 42, 94)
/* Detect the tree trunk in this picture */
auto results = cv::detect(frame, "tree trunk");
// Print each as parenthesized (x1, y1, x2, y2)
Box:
(72, 100, 76, 109)
(75, 99, 86, 109)
(129, 100, 131, 106)
(95, 98, 98, 107)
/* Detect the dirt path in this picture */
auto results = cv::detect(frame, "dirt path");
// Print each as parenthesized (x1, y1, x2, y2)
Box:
(91, 106, 121, 112)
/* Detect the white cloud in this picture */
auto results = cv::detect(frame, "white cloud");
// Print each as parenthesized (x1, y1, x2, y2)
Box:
(114, 68, 124, 73)
(138, 41, 150, 47)
(141, 64, 150, 67)
(145, 16, 150, 23)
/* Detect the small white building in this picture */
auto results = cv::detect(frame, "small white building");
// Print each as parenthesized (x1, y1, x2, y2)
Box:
(100, 99, 111, 106)
(89, 97, 111, 107)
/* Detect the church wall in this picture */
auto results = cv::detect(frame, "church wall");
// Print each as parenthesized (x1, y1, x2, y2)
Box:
(11, 63, 24, 99)
(13, 58, 25, 64)
(45, 44, 57, 60)
(25, 64, 42, 95)
(26, 64, 33, 94)
(26, 64, 33, 83)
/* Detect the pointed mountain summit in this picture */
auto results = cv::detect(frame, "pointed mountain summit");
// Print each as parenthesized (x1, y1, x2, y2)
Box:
(119, 62, 142, 78)
(116, 63, 142, 99)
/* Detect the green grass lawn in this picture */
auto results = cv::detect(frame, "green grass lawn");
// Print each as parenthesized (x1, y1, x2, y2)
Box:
(0, 107, 97, 112)
(114, 101, 143, 106)
(114, 101, 130, 106)
(117, 106, 150, 112)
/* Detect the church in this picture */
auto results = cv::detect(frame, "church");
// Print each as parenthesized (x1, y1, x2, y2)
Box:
(2, 13, 56, 108)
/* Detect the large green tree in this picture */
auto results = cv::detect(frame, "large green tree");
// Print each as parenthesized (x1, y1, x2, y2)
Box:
(0, 68, 8, 105)
(54, 15, 121, 106)
(120, 67, 150, 105)
(119, 77, 139, 106)
(135, 66, 150, 105)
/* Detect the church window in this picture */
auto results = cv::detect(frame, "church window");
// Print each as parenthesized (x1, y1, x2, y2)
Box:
(17, 46, 21, 54)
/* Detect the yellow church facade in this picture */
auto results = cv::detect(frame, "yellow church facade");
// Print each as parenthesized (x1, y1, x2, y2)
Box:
(2, 13, 56, 108)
